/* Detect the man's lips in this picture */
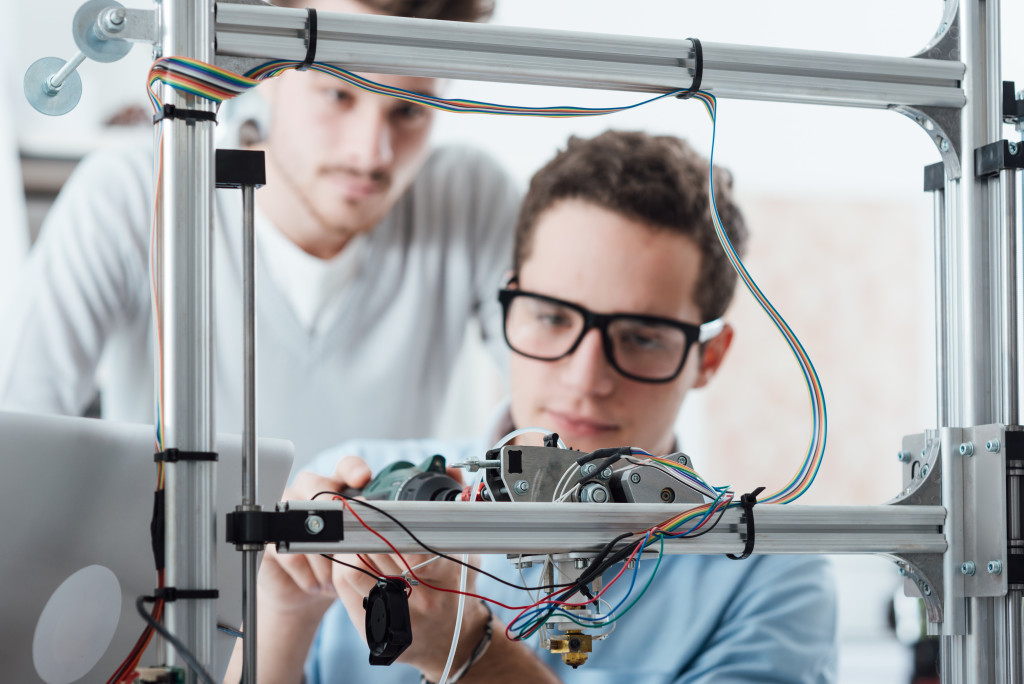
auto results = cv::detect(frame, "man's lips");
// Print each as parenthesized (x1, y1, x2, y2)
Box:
(324, 173, 388, 200)
(543, 410, 619, 437)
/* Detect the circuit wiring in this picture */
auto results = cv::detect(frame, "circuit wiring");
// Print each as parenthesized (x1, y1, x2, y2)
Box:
(135, 52, 829, 681)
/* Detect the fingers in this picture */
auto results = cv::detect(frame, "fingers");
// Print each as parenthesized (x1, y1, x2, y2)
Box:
(332, 455, 373, 490)
(286, 455, 373, 500)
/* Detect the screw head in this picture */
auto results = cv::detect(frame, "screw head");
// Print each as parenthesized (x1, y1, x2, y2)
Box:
(305, 514, 325, 535)
(675, 454, 689, 466)
(898, 450, 912, 463)
(960, 441, 974, 456)
(918, 580, 932, 596)
(920, 463, 931, 479)
(513, 479, 530, 495)
(961, 561, 976, 576)
(987, 560, 1003, 575)
(630, 472, 642, 484)
(1011, 142, 1020, 156)
(599, 467, 613, 480)
(897, 566, 908, 577)
(580, 482, 609, 503)
(986, 439, 1001, 453)
(940, 138, 950, 152)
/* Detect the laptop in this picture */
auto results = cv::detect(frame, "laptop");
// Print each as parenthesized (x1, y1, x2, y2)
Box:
(0, 410, 294, 684)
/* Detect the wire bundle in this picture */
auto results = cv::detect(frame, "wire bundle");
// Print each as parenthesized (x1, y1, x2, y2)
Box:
(696, 92, 828, 505)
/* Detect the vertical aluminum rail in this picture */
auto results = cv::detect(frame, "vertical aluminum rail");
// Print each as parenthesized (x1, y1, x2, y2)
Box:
(240, 184, 260, 684)
(158, 0, 217, 681)
(943, 0, 1020, 681)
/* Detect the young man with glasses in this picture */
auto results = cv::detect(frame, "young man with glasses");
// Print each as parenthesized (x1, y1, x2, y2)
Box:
(229, 130, 838, 683)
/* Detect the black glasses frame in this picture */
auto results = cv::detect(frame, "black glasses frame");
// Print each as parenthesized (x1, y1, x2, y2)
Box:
(498, 286, 706, 384)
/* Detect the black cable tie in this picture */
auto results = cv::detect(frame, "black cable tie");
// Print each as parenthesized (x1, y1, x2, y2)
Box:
(153, 587, 220, 602)
(297, 8, 318, 71)
(676, 37, 703, 99)
(727, 486, 765, 560)
(155, 449, 219, 463)
(152, 104, 218, 126)
(543, 432, 560, 448)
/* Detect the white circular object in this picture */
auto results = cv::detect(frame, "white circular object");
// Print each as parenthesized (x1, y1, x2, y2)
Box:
(33, 565, 122, 684)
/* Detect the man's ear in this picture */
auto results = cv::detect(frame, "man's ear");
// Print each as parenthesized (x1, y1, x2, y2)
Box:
(692, 323, 733, 389)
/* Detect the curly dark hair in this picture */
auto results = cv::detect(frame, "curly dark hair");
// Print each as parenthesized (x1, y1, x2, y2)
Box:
(270, 0, 494, 22)
(514, 130, 749, 322)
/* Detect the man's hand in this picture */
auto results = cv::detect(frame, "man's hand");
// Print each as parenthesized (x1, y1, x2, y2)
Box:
(329, 548, 491, 683)
(259, 456, 374, 622)
(223, 456, 373, 684)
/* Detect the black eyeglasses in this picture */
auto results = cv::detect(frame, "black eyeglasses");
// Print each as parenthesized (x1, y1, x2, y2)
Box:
(498, 284, 723, 383)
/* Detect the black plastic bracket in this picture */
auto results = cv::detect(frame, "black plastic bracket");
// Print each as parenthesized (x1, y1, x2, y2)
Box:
(923, 161, 945, 192)
(974, 140, 1024, 178)
(225, 508, 345, 546)
(215, 149, 266, 189)
(1002, 81, 1024, 123)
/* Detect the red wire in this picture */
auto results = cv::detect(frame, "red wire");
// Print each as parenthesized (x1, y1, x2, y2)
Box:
(339, 498, 648, 618)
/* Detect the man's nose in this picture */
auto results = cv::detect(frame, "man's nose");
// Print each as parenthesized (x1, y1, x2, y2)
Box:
(338, 105, 393, 172)
(560, 328, 615, 397)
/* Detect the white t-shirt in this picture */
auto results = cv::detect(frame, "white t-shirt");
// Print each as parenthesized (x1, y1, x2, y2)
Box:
(0, 143, 519, 469)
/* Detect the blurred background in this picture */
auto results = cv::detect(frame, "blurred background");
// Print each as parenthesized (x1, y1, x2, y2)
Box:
(4, 1, 1023, 681)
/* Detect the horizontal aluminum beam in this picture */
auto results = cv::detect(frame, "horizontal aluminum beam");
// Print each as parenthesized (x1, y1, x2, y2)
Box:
(281, 500, 947, 556)
(214, 3, 965, 109)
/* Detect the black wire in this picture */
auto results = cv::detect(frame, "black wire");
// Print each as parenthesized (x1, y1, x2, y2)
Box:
(136, 596, 217, 684)
(315, 491, 581, 593)
(217, 623, 243, 639)
(320, 553, 384, 581)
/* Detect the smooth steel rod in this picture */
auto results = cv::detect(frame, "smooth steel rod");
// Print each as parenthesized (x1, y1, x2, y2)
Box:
(240, 183, 259, 684)
(280, 501, 946, 556)
(160, 0, 217, 681)
(213, 4, 965, 109)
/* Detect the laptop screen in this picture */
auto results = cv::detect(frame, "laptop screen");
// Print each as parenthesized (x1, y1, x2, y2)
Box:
(0, 410, 294, 684)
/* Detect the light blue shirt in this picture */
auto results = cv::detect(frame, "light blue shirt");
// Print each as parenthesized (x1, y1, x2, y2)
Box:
(304, 435, 838, 684)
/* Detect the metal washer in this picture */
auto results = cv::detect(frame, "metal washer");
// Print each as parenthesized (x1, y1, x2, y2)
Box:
(73, 0, 131, 63)
(23, 57, 83, 116)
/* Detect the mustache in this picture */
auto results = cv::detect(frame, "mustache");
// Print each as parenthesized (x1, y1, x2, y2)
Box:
(318, 166, 391, 187)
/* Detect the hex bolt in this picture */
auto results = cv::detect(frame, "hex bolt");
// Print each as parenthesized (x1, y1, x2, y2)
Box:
(987, 560, 1003, 575)
(959, 441, 974, 456)
(102, 7, 127, 32)
(898, 450, 912, 463)
(961, 561, 976, 576)
(580, 482, 609, 503)
(986, 439, 1001, 453)
(305, 514, 325, 535)
(599, 467, 613, 480)
(513, 479, 530, 495)
(630, 472, 642, 484)
(920, 463, 931, 479)
(580, 463, 596, 478)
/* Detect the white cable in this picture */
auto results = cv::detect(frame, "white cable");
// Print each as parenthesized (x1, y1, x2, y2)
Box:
(491, 426, 567, 450)
(437, 554, 469, 684)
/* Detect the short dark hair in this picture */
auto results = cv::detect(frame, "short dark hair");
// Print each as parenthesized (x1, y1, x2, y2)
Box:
(514, 130, 749, 322)
(270, 0, 494, 22)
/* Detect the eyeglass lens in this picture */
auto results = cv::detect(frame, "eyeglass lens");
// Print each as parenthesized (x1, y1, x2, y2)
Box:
(504, 294, 689, 381)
